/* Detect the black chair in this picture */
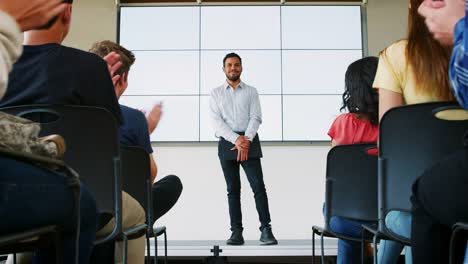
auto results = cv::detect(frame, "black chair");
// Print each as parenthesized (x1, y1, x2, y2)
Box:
(362, 102, 468, 263)
(450, 222, 468, 264)
(0, 106, 123, 244)
(0, 146, 80, 264)
(312, 143, 378, 264)
(120, 145, 168, 264)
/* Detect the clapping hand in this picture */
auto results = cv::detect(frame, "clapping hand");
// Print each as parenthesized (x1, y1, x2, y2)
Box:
(418, 0, 466, 45)
(141, 102, 163, 134)
(0, 0, 67, 32)
(103, 52, 123, 86)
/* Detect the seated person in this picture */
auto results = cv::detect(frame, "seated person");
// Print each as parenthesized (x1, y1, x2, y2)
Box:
(89, 40, 183, 229)
(372, 0, 456, 262)
(0, 1, 98, 264)
(0, 2, 146, 263)
(326, 56, 379, 264)
(411, 1, 468, 263)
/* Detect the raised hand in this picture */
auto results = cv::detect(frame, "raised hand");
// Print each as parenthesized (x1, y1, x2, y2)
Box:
(146, 102, 163, 134)
(103, 51, 123, 86)
(0, 0, 67, 32)
(418, 0, 466, 45)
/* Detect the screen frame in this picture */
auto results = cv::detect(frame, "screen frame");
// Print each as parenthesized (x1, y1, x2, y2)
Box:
(116, 3, 369, 143)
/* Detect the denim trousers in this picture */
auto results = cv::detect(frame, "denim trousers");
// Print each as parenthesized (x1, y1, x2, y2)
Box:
(328, 215, 375, 264)
(0, 156, 98, 264)
(220, 158, 271, 231)
(377, 211, 412, 264)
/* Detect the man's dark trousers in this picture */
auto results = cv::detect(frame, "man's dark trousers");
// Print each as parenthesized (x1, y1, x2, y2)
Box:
(218, 133, 272, 232)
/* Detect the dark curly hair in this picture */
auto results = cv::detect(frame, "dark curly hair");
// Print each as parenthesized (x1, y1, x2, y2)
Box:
(341, 56, 379, 125)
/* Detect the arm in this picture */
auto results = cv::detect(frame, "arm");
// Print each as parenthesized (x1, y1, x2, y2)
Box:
(418, 0, 468, 108)
(144, 103, 162, 134)
(244, 88, 262, 141)
(331, 139, 338, 147)
(0, 10, 22, 99)
(0, 0, 67, 32)
(379, 89, 404, 121)
(449, 12, 468, 109)
(103, 51, 122, 86)
(418, 0, 466, 45)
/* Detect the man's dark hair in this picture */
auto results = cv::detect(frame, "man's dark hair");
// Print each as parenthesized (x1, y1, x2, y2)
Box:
(341, 56, 379, 125)
(89, 40, 136, 76)
(223, 53, 242, 67)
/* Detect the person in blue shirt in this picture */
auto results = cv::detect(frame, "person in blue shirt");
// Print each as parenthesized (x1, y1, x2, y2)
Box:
(411, 1, 468, 263)
(89, 39, 183, 238)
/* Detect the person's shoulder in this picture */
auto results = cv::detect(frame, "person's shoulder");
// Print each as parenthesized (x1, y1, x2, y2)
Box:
(242, 82, 259, 93)
(210, 84, 225, 96)
(381, 40, 407, 61)
(60, 45, 108, 70)
(333, 113, 354, 124)
(120, 104, 145, 120)
(377, 39, 408, 79)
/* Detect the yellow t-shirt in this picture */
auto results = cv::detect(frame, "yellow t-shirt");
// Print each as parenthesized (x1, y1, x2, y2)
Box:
(373, 40, 443, 104)
(373, 40, 468, 120)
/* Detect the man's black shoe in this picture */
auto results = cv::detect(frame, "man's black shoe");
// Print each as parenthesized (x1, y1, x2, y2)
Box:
(226, 230, 244, 245)
(260, 227, 278, 245)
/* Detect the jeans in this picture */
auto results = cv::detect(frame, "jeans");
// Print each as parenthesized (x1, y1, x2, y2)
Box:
(328, 215, 374, 264)
(378, 211, 412, 264)
(220, 158, 272, 231)
(464, 246, 468, 264)
(0, 156, 98, 264)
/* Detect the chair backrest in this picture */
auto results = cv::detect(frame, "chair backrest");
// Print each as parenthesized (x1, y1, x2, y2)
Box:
(450, 222, 468, 264)
(0, 105, 122, 243)
(325, 143, 378, 229)
(120, 145, 152, 224)
(379, 102, 468, 227)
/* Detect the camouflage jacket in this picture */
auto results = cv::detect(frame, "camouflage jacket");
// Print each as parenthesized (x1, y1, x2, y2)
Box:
(0, 111, 58, 159)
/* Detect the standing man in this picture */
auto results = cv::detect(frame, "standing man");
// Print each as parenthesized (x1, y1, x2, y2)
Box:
(209, 53, 277, 246)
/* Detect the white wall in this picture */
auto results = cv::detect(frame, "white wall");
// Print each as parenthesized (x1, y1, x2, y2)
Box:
(153, 143, 329, 240)
(64, 0, 408, 241)
(367, 0, 407, 56)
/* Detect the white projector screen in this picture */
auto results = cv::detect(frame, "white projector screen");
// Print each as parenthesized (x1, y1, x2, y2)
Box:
(118, 5, 363, 142)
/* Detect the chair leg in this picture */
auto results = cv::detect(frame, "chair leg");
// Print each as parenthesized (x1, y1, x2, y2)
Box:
(14, 253, 16, 264)
(373, 235, 378, 264)
(54, 231, 63, 264)
(163, 231, 167, 264)
(320, 233, 325, 264)
(361, 232, 365, 264)
(312, 230, 316, 264)
(123, 235, 128, 264)
(146, 233, 151, 264)
(154, 235, 158, 264)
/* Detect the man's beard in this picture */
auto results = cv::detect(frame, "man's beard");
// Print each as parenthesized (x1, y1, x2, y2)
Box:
(226, 74, 240, 82)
